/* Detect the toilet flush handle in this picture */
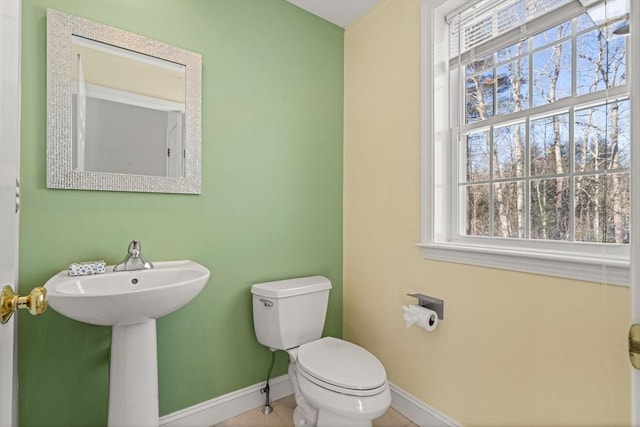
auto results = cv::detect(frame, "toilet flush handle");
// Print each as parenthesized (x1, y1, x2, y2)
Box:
(259, 298, 273, 307)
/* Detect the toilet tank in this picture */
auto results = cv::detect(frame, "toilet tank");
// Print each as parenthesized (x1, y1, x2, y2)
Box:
(251, 276, 331, 350)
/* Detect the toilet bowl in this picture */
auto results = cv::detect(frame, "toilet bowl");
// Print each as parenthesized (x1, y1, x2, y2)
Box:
(251, 276, 391, 427)
(295, 337, 391, 426)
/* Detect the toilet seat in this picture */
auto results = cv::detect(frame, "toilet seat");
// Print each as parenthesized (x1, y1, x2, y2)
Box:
(297, 337, 387, 397)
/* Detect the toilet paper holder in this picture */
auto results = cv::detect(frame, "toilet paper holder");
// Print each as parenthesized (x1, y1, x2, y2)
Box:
(407, 293, 444, 320)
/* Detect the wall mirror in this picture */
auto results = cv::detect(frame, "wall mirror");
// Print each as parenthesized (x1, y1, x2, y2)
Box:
(47, 9, 202, 194)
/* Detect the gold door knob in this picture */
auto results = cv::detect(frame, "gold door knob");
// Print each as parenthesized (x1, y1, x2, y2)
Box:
(1, 285, 48, 324)
(631, 324, 640, 370)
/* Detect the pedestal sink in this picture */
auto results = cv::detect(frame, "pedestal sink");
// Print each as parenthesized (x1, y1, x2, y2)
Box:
(44, 260, 210, 427)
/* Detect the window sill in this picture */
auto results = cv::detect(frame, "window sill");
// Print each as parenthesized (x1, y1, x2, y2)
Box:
(417, 241, 630, 286)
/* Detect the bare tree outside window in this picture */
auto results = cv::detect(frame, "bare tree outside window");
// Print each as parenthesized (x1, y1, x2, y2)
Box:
(459, 10, 629, 244)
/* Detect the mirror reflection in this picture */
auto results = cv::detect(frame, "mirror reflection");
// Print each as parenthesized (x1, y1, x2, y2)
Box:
(71, 36, 187, 178)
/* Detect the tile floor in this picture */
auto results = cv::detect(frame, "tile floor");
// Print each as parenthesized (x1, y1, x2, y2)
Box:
(212, 394, 417, 427)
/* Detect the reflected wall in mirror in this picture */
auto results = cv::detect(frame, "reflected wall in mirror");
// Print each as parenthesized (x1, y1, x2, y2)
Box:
(47, 9, 202, 194)
(71, 36, 187, 178)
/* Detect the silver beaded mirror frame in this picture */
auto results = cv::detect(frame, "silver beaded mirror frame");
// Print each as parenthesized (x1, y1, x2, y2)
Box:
(46, 9, 202, 194)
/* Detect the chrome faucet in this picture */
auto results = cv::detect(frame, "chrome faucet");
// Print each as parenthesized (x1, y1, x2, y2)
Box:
(113, 240, 153, 272)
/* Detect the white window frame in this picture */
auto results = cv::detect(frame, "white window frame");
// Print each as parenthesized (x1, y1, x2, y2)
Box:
(418, 0, 636, 286)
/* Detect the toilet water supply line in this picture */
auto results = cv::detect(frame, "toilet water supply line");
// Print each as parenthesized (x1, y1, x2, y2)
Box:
(260, 349, 276, 415)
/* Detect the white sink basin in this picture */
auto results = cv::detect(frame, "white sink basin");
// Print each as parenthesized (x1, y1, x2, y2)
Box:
(44, 260, 210, 326)
(43, 259, 211, 427)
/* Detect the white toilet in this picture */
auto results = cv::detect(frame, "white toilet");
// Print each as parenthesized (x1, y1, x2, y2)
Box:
(251, 276, 391, 427)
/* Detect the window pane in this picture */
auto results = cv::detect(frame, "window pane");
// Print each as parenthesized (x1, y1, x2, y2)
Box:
(575, 173, 630, 243)
(493, 123, 525, 179)
(576, 13, 597, 32)
(466, 70, 494, 123)
(580, 26, 626, 90)
(576, 29, 608, 95)
(605, 34, 626, 88)
(497, 40, 528, 63)
(609, 99, 631, 169)
(533, 21, 571, 49)
(530, 113, 569, 176)
(493, 181, 524, 238)
(604, 172, 630, 243)
(463, 130, 490, 182)
(496, 1, 526, 34)
(583, 0, 629, 28)
(530, 177, 569, 240)
(464, 184, 490, 237)
(533, 40, 572, 107)
(575, 103, 607, 172)
(575, 100, 630, 173)
(527, 0, 571, 20)
(497, 57, 529, 115)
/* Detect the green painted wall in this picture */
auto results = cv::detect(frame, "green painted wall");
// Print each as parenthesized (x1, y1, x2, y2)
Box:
(19, 1, 343, 425)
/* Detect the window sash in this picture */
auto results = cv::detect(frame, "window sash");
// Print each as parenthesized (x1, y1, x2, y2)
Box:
(454, 95, 631, 244)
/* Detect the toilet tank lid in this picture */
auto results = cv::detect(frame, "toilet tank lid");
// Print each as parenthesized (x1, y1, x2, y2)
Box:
(251, 275, 331, 298)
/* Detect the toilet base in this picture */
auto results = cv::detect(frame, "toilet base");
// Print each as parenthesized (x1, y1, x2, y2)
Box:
(293, 406, 314, 427)
(288, 357, 318, 427)
(317, 408, 372, 427)
(292, 404, 374, 427)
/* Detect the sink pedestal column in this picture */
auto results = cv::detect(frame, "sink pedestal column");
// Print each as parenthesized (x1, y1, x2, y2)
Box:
(108, 320, 159, 427)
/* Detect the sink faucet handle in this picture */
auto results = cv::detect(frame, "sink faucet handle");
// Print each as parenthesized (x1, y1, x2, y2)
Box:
(114, 239, 152, 272)
(128, 239, 141, 252)
(128, 240, 142, 258)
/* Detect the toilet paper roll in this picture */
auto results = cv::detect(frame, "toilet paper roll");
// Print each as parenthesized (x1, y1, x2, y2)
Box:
(402, 304, 438, 332)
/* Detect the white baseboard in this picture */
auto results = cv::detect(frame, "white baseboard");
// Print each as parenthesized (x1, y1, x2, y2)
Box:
(159, 374, 293, 427)
(389, 382, 461, 427)
(159, 376, 460, 427)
